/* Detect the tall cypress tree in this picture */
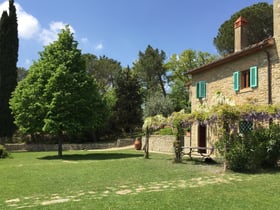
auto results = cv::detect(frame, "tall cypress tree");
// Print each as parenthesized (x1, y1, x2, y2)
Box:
(0, 0, 18, 141)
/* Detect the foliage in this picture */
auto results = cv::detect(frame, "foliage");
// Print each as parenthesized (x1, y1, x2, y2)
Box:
(158, 127, 174, 135)
(216, 124, 280, 172)
(143, 91, 174, 118)
(169, 79, 191, 112)
(83, 54, 122, 94)
(142, 114, 167, 132)
(113, 67, 143, 134)
(17, 67, 28, 82)
(144, 100, 280, 132)
(10, 26, 106, 156)
(133, 45, 168, 97)
(213, 2, 273, 55)
(143, 102, 280, 164)
(165, 49, 218, 83)
(143, 110, 190, 162)
(0, 144, 9, 158)
(165, 49, 217, 114)
(0, 0, 18, 139)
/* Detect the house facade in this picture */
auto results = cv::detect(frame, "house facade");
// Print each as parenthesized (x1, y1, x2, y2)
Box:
(188, 0, 280, 150)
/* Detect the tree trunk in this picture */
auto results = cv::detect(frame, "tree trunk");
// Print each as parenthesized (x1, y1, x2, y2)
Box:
(158, 73, 166, 98)
(174, 125, 184, 163)
(223, 142, 227, 172)
(144, 127, 150, 159)
(58, 134, 63, 158)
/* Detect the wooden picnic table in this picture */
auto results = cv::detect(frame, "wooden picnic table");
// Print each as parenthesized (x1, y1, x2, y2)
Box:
(181, 146, 214, 159)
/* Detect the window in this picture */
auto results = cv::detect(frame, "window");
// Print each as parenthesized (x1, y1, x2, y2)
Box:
(233, 66, 258, 91)
(239, 121, 253, 134)
(196, 81, 206, 99)
(241, 69, 250, 89)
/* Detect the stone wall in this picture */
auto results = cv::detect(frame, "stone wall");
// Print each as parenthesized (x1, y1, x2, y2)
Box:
(150, 135, 175, 154)
(5, 139, 134, 152)
(5, 136, 185, 154)
(190, 48, 277, 111)
(142, 135, 177, 154)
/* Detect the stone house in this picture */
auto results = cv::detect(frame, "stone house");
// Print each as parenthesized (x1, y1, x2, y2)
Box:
(187, 0, 280, 151)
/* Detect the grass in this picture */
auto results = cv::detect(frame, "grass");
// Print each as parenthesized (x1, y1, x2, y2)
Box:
(0, 149, 280, 209)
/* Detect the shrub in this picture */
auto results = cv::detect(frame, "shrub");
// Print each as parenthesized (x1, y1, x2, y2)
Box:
(215, 124, 280, 172)
(0, 144, 9, 159)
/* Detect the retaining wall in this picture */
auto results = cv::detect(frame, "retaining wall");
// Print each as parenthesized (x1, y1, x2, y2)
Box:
(5, 138, 134, 152)
(142, 135, 176, 154)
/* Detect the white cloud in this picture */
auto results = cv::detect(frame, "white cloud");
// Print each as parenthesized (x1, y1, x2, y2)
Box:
(0, 2, 40, 39)
(95, 43, 103, 51)
(39, 21, 75, 45)
(0, 2, 75, 45)
(16, 3, 40, 39)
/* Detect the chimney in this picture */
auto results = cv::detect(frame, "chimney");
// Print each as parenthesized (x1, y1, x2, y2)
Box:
(234, 16, 248, 52)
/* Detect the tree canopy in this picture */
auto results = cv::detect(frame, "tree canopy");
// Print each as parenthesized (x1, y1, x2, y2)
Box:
(165, 49, 217, 112)
(10, 26, 106, 156)
(83, 54, 122, 94)
(165, 49, 218, 83)
(133, 45, 168, 98)
(113, 67, 143, 134)
(213, 2, 273, 55)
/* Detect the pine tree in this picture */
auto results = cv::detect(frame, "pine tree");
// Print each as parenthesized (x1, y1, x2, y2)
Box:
(213, 2, 273, 55)
(0, 0, 18, 142)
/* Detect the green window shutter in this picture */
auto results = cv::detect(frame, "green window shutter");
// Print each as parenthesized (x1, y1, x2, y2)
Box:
(233, 71, 240, 91)
(199, 81, 206, 98)
(196, 81, 206, 98)
(250, 66, 258, 88)
(196, 82, 200, 98)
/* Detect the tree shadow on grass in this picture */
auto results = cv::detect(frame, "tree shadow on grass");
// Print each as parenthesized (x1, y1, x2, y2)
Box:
(38, 152, 143, 161)
(182, 157, 220, 166)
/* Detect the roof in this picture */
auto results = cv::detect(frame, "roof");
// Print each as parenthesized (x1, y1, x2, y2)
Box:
(188, 37, 275, 75)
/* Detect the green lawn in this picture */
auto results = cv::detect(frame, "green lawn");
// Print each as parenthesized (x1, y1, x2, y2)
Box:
(0, 149, 279, 210)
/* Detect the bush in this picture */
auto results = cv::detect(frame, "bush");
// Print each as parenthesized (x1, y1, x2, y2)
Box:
(215, 124, 280, 172)
(0, 144, 9, 159)
(158, 127, 174, 135)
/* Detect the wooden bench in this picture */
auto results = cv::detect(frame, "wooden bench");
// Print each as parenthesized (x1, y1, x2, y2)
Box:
(180, 146, 214, 160)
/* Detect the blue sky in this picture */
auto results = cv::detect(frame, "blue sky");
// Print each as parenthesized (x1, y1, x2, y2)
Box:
(0, 0, 273, 69)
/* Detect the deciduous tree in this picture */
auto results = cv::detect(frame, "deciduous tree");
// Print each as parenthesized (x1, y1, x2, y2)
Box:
(165, 49, 216, 112)
(165, 49, 217, 83)
(10, 26, 106, 157)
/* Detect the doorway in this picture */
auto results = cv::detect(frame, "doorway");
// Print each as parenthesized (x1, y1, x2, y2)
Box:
(198, 124, 207, 153)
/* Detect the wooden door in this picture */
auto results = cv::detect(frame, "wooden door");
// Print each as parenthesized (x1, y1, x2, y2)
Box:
(198, 124, 207, 153)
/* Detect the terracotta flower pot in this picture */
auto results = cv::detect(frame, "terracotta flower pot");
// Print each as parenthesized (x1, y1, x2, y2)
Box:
(134, 139, 142, 150)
